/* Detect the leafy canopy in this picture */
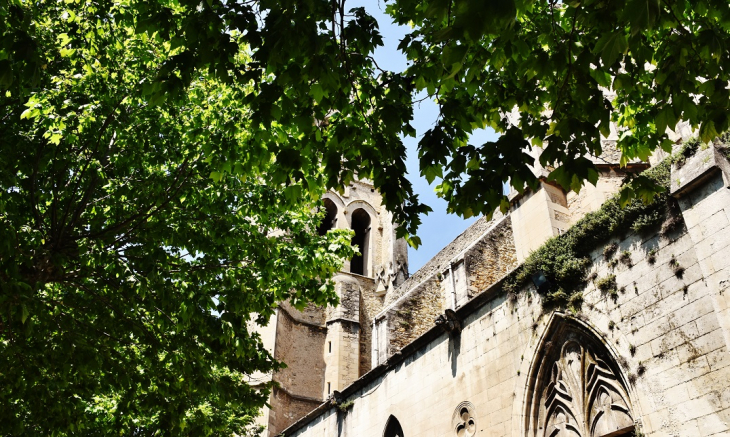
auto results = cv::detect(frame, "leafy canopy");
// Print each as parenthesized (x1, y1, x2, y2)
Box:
(2, 0, 730, 433)
(5, 0, 730, 232)
(1, 1, 353, 434)
(389, 0, 730, 216)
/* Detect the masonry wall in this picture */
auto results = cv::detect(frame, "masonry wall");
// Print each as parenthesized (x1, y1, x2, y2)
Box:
(460, 219, 518, 300)
(357, 276, 382, 376)
(511, 184, 565, 262)
(324, 320, 360, 395)
(287, 155, 730, 437)
(383, 215, 505, 307)
(268, 387, 321, 436)
(377, 217, 517, 363)
(269, 306, 327, 435)
(567, 167, 634, 225)
(384, 277, 446, 356)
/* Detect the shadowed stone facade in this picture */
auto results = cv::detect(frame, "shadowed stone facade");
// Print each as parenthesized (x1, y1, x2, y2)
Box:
(268, 142, 730, 437)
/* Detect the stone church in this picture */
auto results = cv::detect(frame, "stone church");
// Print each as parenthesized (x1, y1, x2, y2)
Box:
(254, 131, 730, 436)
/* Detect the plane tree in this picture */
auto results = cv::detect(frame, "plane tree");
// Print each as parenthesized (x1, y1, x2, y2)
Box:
(2, 0, 729, 434)
(0, 2, 353, 434)
(5, 0, 729, 235)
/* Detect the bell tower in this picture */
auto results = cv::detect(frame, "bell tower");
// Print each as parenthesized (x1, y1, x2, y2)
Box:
(256, 178, 408, 436)
(319, 179, 409, 398)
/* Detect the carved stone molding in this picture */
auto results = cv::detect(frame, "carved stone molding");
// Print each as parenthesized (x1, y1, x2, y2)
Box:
(526, 315, 634, 437)
(452, 401, 477, 437)
(435, 308, 462, 334)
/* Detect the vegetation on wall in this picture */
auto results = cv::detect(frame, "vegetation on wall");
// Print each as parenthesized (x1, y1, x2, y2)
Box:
(502, 138, 720, 311)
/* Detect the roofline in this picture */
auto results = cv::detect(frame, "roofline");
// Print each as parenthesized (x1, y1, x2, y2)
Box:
(279, 267, 518, 436)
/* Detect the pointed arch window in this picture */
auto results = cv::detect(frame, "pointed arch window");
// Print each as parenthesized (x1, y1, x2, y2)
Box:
(383, 415, 404, 437)
(525, 315, 635, 437)
(350, 208, 371, 276)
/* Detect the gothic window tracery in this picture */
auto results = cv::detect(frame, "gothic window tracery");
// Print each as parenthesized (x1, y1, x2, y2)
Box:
(452, 402, 477, 437)
(526, 316, 635, 437)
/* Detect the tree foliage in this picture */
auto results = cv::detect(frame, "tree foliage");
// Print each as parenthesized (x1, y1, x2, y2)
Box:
(390, 0, 730, 216)
(2, 0, 730, 433)
(5, 0, 729, 232)
(1, 1, 353, 434)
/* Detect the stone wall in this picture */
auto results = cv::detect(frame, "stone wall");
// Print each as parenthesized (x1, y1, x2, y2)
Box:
(268, 387, 321, 437)
(566, 167, 644, 226)
(323, 273, 382, 394)
(511, 183, 570, 262)
(384, 277, 445, 356)
(375, 216, 517, 364)
(284, 145, 730, 437)
(357, 276, 382, 376)
(324, 320, 360, 395)
(269, 306, 327, 435)
(461, 219, 517, 299)
(383, 215, 502, 307)
(279, 301, 326, 326)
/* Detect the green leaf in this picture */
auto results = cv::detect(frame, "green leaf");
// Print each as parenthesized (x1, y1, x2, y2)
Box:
(20, 107, 36, 120)
(589, 68, 611, 88)
(442, 44, 467, 65)
(310, 84, 325, 103)
(655, 106, 676, 134)
(625, 0, 660, 36)
(594, 31, 628, 66)
(422, 164, 443, 184)
(699, 120, 718, 144)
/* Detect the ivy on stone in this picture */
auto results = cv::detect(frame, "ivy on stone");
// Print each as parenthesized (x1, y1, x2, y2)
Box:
(502, 137, 723, 311)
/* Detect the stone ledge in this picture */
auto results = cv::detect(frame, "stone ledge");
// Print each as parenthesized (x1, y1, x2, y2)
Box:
(670, 145, 730, 198)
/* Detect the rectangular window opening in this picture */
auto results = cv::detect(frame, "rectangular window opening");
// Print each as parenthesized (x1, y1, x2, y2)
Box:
(328, 341, 332, 353)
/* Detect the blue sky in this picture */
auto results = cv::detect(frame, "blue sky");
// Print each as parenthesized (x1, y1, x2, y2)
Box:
(349, 0, 501, 271)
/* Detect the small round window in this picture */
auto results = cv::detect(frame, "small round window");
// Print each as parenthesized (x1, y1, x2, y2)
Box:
(452, 402, 476, 437)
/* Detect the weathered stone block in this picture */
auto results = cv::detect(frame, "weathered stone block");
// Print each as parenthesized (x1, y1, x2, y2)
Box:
(671, 145, 730, 198)
(697, 410, 730, 435)
(706, 347, 730, 372)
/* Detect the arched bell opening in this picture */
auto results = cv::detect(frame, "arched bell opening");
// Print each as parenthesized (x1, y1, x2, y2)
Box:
(350, 208, 371, 276)
(317, 198, 338, 236)
(383, 415, 404, 437)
